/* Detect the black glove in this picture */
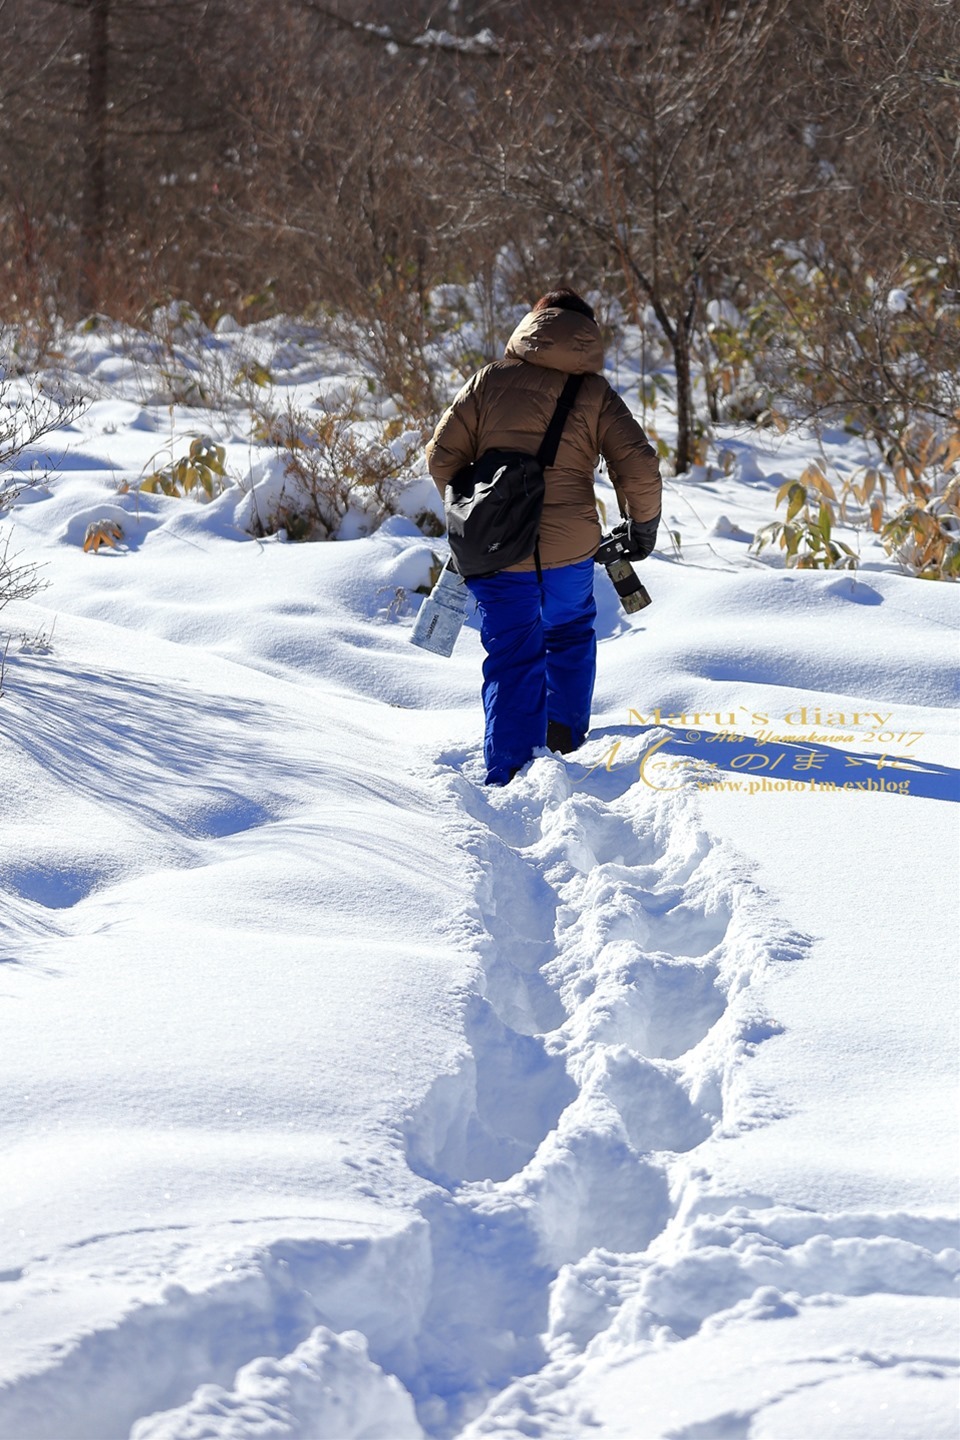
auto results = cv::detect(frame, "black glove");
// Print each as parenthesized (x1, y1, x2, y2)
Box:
(597, 516, 659, 564)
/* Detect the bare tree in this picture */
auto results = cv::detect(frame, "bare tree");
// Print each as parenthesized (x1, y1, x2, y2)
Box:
(219, 4, 503, 408)
(805, 0, 960, 263)
(1, 0, 254, 318)
(747, 0, 960, 452)
(466, 1, 800, 471)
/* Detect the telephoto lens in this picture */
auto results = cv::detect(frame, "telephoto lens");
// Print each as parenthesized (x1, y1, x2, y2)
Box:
(594, 532, 652, 614)
(605, 557, 652, 613)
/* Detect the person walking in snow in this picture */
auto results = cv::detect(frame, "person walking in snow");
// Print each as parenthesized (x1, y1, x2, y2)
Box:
(427, 288, 661, 785)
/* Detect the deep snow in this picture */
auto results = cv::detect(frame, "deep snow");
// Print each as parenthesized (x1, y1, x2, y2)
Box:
(0, 317, 957, 1440)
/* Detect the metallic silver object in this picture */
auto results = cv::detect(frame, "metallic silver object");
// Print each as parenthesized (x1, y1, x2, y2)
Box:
(410, 559, 469, 656)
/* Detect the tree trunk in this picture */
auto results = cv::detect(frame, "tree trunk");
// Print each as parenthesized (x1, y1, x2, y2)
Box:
(635, 270, 698, 476)
(673, 312, 694, 475)
(78, 0, 110, 315)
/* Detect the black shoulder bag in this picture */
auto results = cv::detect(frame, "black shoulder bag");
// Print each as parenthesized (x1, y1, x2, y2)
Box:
(444, 372, 584, 579)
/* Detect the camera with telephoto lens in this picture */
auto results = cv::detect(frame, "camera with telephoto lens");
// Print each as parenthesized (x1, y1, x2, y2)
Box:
(594, 527, 652, 614)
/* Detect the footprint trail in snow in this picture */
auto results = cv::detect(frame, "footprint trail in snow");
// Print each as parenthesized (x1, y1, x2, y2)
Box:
(394, 743, 814, 1433)
(4, 736, 956, 1440)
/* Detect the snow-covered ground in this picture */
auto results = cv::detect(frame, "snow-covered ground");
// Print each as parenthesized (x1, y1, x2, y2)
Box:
(0, 319, 957, 1440)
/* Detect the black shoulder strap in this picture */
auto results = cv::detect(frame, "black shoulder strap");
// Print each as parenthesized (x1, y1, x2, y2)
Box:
(536, 373, 584, 471)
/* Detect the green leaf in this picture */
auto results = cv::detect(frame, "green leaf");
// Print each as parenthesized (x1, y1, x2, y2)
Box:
(234, 362, 274, 388)
(818, 502, 832, 540)
(786, 483, 806, 522)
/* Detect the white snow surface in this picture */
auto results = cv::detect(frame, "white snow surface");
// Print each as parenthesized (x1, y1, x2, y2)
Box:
(0, 320, 958, 1440)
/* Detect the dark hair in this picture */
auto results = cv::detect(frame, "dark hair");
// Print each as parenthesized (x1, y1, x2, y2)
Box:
(533, 288, 595, 322)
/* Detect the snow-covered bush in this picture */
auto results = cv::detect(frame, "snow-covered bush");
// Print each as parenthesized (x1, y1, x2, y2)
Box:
(0, 360, 83, 610)
(748, 254, 960, 579)
(750, 253, 960, 444)
(752, 424, 960, 580)
(876, 420, 960, 580)
(243, 396, 428, 542)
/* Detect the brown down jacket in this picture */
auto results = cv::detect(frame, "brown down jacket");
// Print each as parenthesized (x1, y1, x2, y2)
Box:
(426, 305, 662, 571)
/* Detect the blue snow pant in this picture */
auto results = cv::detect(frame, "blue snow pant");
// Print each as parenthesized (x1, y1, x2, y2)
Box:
(466, 558, 597, 786)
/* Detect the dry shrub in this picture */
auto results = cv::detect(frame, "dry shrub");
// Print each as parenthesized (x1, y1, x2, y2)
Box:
(248, 395, 427, 541)
(752, 421, 960, 579)
(1, 361, 84, 608)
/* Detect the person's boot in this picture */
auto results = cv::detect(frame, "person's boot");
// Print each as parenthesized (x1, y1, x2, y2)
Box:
(547, 720, 574, 754)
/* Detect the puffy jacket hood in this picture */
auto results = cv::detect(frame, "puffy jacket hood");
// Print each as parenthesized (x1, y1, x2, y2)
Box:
(504, 306, 604, 374)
